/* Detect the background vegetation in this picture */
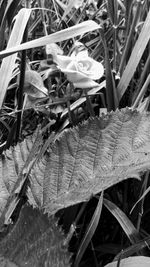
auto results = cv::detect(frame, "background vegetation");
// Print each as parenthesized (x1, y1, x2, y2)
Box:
(0, 0, 150, 266)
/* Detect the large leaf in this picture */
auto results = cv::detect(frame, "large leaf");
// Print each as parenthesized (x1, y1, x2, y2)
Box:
(0, 204, 71, 267)
(1, 108, 150, 218)
(29, 108, 150, 214)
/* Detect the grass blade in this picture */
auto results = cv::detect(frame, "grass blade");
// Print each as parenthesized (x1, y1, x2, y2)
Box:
(103, 198, 141, 244)
(100, 28, 118, 111)
(118, 1, 142, 75)
(74, 192, 104, 267)
(0, 8, 31, 108)
(132, 73, 150, 109)
(117, 8, 150, 100)
(0, 20, 100, 59)
(114, 236, 150, 261)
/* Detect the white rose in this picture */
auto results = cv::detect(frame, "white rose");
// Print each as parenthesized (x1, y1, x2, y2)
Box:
(54, 51, 104, 88)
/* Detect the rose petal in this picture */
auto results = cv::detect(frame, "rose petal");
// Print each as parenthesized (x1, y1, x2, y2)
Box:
(54, 55, 73, 69)
(75, 57, 104, 80)
(66, 60, 79, 71)
(60, 68, 99, 88)
(74, 79, 99, 88)
(55, 54, 104, 87)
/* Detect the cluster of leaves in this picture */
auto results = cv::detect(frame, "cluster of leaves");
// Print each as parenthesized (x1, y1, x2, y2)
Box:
(1, 0, 150, 266)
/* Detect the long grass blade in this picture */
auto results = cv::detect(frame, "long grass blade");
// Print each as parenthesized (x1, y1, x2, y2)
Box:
(0, 20, 100, 59)
(0, 8, 31, 108)
(118, 1, 142, 75)
(132, 53, 150, 104)
(100, 28, 118, 111)
(114, 236, 150, 261)
(103, 198, 141, 244)
(117, 8, 150, 100)
(74, 192, 104, 267)
(132, 73, 150, 109)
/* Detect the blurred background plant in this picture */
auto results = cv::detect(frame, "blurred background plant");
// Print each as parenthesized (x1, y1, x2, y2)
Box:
(1, 0, 150, 266)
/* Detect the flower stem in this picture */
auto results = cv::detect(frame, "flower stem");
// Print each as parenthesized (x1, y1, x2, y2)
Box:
(84, 89, 95, 117)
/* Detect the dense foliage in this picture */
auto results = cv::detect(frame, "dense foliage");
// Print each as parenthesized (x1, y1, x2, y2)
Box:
(1, 0, 150, 266)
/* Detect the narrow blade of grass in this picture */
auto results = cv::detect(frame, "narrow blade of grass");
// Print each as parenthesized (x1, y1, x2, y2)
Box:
(0, 20, 100, 59)
(117, 8, 150, 100)
(0, 8, 31, 108)
(100, 28, 119, 111)
(1, 0, 21, 26)
(130, 185, 150, 215)
(132, 73, 150, 109)
(114, 236, 150, 261)
(118, 1, 142, 75)
(74, 192, 104, 267)
(103, 198, 141, 244)
(132, 53, 150, 104)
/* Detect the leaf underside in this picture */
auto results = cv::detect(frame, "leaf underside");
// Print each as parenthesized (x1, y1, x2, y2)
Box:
(0, 204, 71, 267)
(1, 108, 150, 217)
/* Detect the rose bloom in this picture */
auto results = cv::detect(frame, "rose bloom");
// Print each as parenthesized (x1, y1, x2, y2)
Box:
(54, 50, 104, 88)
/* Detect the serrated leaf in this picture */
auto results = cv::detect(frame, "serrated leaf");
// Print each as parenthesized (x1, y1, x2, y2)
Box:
(2, 108, 150, 218)
(0, 130, 43, 226)
(0, 257, 18, 267)
(0, 204, 71, 267)
(29, 108, 150, 215)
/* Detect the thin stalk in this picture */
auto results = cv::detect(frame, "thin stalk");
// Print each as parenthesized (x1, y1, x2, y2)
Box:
(63, 202, 87, 246)
(38, 0, 48, 35)
(99, 28, 119, 111)
(113, 0, 118, 71)
(84, 89, 95, 117)
(125, 0, 134, 38)
(137, 171, 149, 231)
(15, 25, 28, 142)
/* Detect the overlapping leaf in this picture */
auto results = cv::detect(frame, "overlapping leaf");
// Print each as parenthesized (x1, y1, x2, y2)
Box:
(1, 108, 150, 218)
(0, 204, 71, 267)
(0, 131, 41, 222)
(29, 108, 150, 215)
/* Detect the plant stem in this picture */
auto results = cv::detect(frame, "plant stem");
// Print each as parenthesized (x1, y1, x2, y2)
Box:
(15, 25, 28, 142)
